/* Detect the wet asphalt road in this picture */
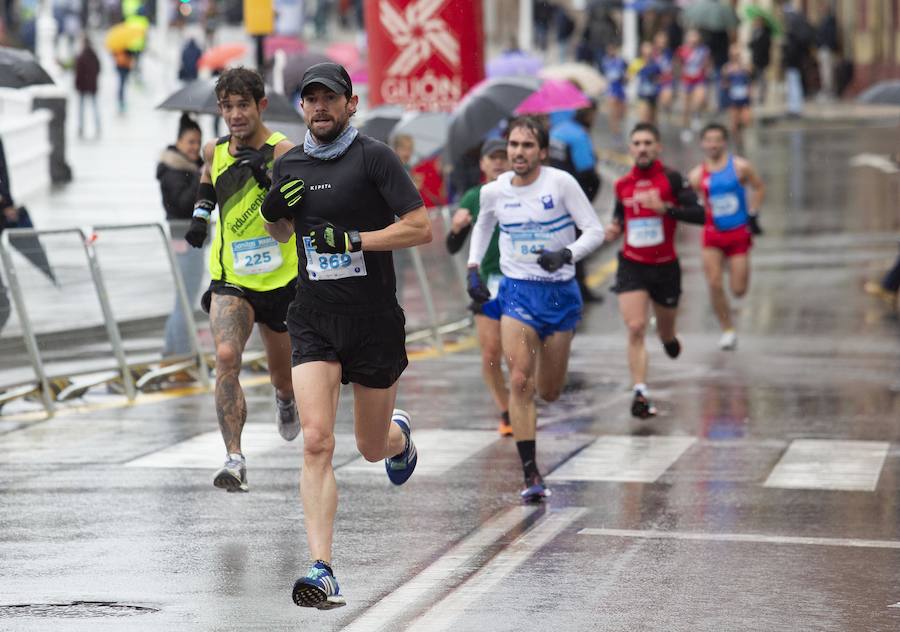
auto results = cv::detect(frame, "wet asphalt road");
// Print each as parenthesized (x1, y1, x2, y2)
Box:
(1, 119, 899, 631)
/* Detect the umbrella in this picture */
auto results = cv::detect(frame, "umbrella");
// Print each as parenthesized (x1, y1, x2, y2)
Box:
(156, 79, 303, 123)
(856, 80, 900, 106)
(445, 76, 542, 166)
(1, 209, 57, 284)
(104, 22, 146, 52)
(325, 42, 360, 68)
(283, 51, 331, 96)
(683, 0, 739, 32)
(486, 50, 544, 79)
(390, 111, 451, 162)
(360, 106, 450, 162)
(514, 79, 590, 115)
(743, 5, 781, 35)
(539, 63, 606, 98)
(359, 105, 406, 143)
(198, 43, 249, 71)
(0, 47, 53, 89)
(265, 34, 306, 59)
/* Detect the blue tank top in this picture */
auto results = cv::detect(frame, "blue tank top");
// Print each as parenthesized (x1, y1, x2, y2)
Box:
(637, 60, 661, 98)
(727, 69, 751, 102)
(705, 155, 749, 231)
(602, 56, 626, 87)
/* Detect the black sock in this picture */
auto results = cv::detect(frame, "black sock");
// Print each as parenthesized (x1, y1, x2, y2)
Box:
(516, 440, 539, 479)
(663, 337, 681, 359)
(501, 411, 510, 424)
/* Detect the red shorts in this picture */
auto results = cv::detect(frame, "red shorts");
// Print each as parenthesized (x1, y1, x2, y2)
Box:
(702, 226, 752, 257)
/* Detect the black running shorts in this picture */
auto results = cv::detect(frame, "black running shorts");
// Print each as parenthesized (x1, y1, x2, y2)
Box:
(287, 300, 408, 389)
(201, 279, 295, 333)
(611, 252, 682, 308)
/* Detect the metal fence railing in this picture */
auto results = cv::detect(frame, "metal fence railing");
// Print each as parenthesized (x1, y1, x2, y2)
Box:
(0, 208, 473, 417)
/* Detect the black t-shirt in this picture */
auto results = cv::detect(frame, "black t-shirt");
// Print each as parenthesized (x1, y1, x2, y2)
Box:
(273, 134, 423, 312)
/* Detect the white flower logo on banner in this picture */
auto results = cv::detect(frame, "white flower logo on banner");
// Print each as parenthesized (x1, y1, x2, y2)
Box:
(379, 0, 460, 76)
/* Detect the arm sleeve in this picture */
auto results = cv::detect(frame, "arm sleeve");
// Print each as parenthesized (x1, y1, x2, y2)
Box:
(574, 169, 601, 201)
(560, 172, 604, 262)
(467, 186, 498, 267)
(613, 199, 625, 224)
(367, 142, 425, 216)
(665, 170, 706, 225)
(445, 224, 471, 254)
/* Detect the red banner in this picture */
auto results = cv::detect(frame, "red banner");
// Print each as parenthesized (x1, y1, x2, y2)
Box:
(365, 0, 484, 111)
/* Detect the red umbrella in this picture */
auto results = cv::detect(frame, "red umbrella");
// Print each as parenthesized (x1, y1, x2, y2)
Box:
(198, 43, 248, 71)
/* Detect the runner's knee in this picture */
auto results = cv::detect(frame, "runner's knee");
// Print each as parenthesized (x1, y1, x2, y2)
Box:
(215, 342, 242, 371)
(625, 317, 647, 339)
(509, 368, 534, 395)
(302, 425, 335, 459)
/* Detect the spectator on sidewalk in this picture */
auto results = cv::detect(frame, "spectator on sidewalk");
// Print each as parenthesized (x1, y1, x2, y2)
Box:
(113, 49, 134, 114)
(74, 35, 101, 139)
(178, 35, 202, 82)
(779, 0, 813, 117)
(749, 15, 772, 105)
(157, 114, 204, 369)
(816, 4, 839, 100)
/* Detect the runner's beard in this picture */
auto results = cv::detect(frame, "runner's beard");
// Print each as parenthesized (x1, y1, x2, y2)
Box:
(311, 117, 348, 144)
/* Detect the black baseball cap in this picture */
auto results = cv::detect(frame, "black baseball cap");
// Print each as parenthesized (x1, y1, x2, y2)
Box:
(300, 62, 353, 98)
(480, 138, 508, 158)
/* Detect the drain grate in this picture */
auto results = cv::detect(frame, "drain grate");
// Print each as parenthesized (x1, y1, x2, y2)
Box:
(0, 601, 159, 619)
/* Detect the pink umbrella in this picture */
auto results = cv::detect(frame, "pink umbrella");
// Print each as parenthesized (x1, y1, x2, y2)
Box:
(326, 42, 360, 68)
(265, 34, 306, 59)
(513, 79, 591, 115)
(349, 64, 368, 85)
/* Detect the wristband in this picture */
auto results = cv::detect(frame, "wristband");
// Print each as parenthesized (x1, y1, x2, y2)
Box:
(192, 207, 211, 221)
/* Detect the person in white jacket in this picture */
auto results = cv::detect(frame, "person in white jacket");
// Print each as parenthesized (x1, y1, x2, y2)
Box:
(467, 116, 604, 502)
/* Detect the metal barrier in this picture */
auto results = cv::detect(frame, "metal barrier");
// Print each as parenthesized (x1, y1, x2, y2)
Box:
(0, 223, 210, 416)
(0, 210, 473, 417)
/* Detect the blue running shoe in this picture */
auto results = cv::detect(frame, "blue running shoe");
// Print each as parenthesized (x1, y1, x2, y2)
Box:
(520, 473, 551, 503)
(292, 561, 346, 610)
(385, 409, 417, 486)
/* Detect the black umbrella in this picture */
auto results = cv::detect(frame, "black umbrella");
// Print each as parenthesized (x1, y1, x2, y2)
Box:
(0, 46, 54, 89)
(156, 79, 303, 123)
(359, 105, 405, 143)
(282, 51, 331, 96)
(1, 209, 57, 285)
(445, 76, 541, 166)
(856, 80, 900, 106)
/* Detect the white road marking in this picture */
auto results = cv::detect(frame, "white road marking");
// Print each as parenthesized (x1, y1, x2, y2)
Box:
(764, 439, 889, 492)
(339, 429, 498, 477)
(546, 435, 696, 483)
(405, 508, 587, 631)
(578, 528, 900, 550)
(124, 425, 295, 468)
(888, 602, 900, 609)
(848, 153, 900, 174)
(340, 506, 538, 632)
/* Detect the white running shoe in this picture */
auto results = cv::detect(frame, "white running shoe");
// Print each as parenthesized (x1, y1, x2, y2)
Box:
(276, 396, 301, 441)
(719, 330, 738, 351)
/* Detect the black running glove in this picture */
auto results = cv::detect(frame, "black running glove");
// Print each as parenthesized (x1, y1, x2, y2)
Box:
(748, 213, 763, 236)
(536, 248, 573, 273)
(235, 147, 271, 189)
(467, 268, 491, 304)
(261, 176, 304, 222)
(184, 217, 208, 248)
(307, 221, 358, 254)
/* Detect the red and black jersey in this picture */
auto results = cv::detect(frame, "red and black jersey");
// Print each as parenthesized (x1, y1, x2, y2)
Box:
(613, 160, 703, 265)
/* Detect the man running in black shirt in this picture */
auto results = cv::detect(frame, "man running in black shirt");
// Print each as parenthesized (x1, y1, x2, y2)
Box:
(260, 62, 431, 610)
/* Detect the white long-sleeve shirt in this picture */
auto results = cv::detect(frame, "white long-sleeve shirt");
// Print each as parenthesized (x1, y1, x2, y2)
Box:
(467, 167, 604, 282)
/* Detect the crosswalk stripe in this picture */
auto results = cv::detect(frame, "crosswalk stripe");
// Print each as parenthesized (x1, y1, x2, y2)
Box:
(578, 528, 900, 549)
(404, 508, 587, 631)
(339, 429, 498, 477)
(546, 435, 697, 483)
(124, 425, 292, 468)
(763, 439, 889, 492)
(340, 506, 538, 632)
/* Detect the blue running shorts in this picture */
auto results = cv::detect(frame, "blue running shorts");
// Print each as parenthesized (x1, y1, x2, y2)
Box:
(497, 277, 582, 340)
